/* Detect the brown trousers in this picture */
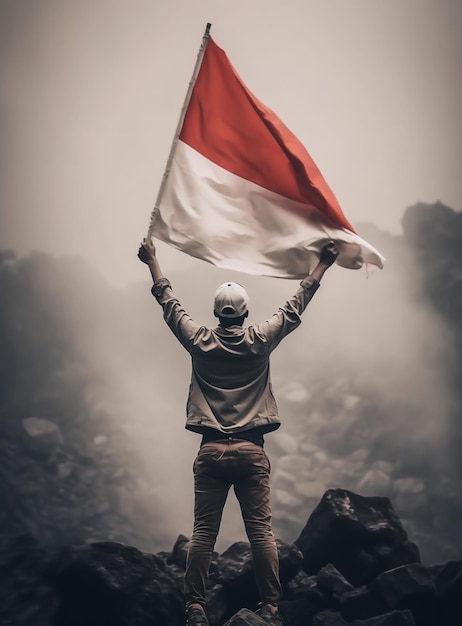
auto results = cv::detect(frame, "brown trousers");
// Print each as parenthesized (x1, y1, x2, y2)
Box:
(184, 439, 282, 609)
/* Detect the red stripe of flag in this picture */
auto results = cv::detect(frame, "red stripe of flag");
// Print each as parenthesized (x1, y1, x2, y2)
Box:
(180, 37, 356, 233)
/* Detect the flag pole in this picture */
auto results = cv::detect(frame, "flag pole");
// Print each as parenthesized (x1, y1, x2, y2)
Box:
(146, 22, 212, 240)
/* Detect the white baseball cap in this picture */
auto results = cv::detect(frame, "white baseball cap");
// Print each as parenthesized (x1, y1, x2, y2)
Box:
(213, 282, 249, 318)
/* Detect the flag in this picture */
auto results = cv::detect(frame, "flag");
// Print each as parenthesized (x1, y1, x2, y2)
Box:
(152, 36, 385, 277)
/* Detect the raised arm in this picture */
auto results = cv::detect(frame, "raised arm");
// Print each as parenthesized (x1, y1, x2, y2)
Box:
(137, 238, 164, 283)
(310, 241, 339, 282)
(255, 242, 339, 349)
(137, 238, 200, 350)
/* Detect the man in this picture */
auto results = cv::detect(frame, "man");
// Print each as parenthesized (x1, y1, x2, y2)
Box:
(138, 239, 338, 626)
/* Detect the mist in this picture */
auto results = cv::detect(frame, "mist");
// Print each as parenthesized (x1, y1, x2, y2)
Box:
(0, 0, 461, 564)
(29, 215, 454, 563)
(1, 205, 461, 564)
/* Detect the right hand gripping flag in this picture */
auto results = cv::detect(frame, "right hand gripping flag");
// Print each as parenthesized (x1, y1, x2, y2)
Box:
(154, 37, 385, 277)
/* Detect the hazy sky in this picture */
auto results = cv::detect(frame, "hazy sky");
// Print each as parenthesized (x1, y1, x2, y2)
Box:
(1, 0, 461, 286)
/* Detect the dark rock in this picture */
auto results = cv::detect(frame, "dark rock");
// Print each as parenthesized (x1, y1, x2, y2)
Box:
(349, 609, 416, 625)
(222, 608, 266, 625)
(341, 585, 384, 622)
(0, 421, 160, 550)
(0, 534, 58, 626)
(429, 559, 462, 597)
(216, 539, 302, 610)
(342, 561, 460, 626)
(284, 570, 327, 609)
(277, 539, 304, 584)
(316, 563, 354, 599)
(370, 564, 435, 618)
(48, 541, 185, 626)
(168, 533, 190, 569)
(155, 549, 171, 564)
(294, 489, 420, 585)
(206, 584, 229, 626)
(279, 598, 315, 626)
(215, 541, 259, 609)
(312, 609, 347, 625)
(0, 525, 461, 626)
(158, 556, 186, 588)
(428, 560, 462, 625)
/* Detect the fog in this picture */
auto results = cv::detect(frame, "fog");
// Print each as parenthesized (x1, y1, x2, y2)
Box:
(0, 213, 459, 562)
(1, 0, 461, 562)
(70, 226, 457, 561)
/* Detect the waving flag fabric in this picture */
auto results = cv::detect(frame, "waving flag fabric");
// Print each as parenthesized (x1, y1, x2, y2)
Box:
(153, 36, 385, 277)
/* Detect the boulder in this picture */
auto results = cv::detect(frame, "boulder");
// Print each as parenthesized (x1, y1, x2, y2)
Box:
(168, 533, 190, 569)
(341, 561, 459, 626)
(222, 608, 266, 625)
(0, 534, 58, 626)
(22, 417, 63, 444)
(428, 560, 462, 625)
(341, 585, 384, 622)
(294, 489, 420, 585)
(47, 541, 184, 626)
(284, 569, 327, 608)
(216, 539, 302, 609)
(312, 609, 348, 625)
(349, 609, 416, 625)
(206, 584, 229, 626)
(21, 417, 64, 459)
(279, 598, 315, 626)
(316, 563, 354, 599)
(1, 487, 461, 626)
(0, 526, 461, 626)
(370, 563, 436, 624)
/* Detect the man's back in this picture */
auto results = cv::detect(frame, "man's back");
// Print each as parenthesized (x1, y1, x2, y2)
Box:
(189, 323, 277, 433)
(155, 277, 321, 434)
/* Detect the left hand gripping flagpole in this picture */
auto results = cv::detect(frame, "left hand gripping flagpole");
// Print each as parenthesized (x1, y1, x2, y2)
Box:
(145, 22, 212, 241)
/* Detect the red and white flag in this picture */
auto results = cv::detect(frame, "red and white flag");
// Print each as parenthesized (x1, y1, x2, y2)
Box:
(152, 36, 385, 277)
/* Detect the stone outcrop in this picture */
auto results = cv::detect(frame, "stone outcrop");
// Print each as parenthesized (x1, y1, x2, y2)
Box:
(0, 489, 460, 626)
(294, 489, 421, 586)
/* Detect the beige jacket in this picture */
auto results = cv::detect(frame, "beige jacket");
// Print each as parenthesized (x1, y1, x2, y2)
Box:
(152, 277, 320, 435)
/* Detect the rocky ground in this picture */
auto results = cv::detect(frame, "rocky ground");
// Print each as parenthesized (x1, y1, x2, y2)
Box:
(0, 412, 166, 550)
(0, 489, 460, 626)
